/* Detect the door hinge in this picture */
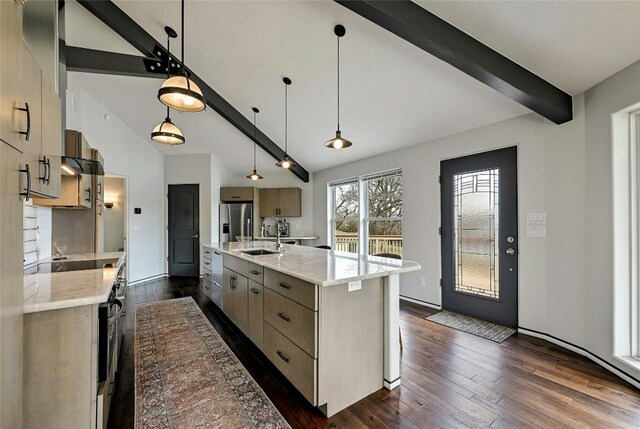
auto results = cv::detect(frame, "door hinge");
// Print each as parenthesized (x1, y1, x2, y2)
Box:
(438, 227, 442, 235)
(439, 279, 442, 287)
(166, 256, 168, 262)
(438, 175, 441, 183)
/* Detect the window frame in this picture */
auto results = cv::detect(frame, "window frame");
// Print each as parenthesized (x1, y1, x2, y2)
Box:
(327, 169, 403, 256)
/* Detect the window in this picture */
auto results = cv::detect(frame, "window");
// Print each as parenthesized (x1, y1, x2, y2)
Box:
(328, 178, 359, 253)
(328, 169, 403, 256)
(612, 106, 640, 366)
(363, 169, 403, 256)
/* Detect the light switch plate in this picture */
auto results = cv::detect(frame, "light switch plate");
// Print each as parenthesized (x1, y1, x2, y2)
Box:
(526, 226, 546, 238)
(348, 280, 362, 292)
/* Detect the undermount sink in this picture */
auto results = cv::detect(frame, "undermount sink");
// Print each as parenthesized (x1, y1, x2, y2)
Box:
(241, 249, 281, 256)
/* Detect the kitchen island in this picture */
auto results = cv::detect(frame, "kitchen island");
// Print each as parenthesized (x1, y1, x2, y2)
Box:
(22, 252, 126, 429)
(203, 241, 420, 416)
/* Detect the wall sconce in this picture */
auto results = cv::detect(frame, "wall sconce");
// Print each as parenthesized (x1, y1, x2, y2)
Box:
(105, 194, 118, 208)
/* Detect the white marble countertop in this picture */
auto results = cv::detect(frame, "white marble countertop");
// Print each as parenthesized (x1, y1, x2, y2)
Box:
(257, 236, 319, 241)
(23, 252, 126, 314)
(203, 241, 420, 287)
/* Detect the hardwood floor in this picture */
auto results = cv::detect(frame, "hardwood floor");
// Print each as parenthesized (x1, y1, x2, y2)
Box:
(108, 277, 640, 429)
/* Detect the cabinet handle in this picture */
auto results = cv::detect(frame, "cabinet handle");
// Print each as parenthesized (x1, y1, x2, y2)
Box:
(276, 350, 290, 363)
(205, 251, 211, 255)
(214, 251, 220, 255)
(39, 156, 47, 183)
(277, 312, 290, 322)
(20, 164, 31, 200)
(204, 261, 210, 266)
(98, 182, 102, 195)
(18, 102, 31, 141)
(250, 288, 259, 294)
(277, 282, 291, 290)
(249, 270, 260, 275)
(85, 187, 91, 202)
(108, 381, 116, 396)
(46, 157, 51, 184)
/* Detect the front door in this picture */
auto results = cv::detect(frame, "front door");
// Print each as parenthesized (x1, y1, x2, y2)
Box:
(440, 146, 518, 327)
(168, 184, 199, 276)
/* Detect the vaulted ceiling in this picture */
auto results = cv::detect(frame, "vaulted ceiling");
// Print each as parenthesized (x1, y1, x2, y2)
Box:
(65, 0, 640, 177)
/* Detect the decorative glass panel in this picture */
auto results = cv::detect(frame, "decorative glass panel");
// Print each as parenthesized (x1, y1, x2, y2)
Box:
(453, 168, 499, 299)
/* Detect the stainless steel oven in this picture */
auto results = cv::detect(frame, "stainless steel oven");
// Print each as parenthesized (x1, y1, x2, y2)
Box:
(98, 263, 126, 382)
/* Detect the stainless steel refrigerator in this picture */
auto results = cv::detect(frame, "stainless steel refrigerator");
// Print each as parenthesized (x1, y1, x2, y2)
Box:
(219, 203, 253, 243)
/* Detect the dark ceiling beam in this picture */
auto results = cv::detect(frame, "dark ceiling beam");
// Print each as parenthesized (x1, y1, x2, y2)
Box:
(66, 46, 161, 78)
(335, 0, 573, 124)
(75, 0, 309, 182)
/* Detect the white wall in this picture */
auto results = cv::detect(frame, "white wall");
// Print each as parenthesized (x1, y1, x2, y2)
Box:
(164, 153, 233, 274)
(67, 74, 165, 282)
(313, 60, 640, 382)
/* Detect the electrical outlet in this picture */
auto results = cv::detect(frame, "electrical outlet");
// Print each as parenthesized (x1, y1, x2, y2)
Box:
(348, 280, 362, 292)
(419, 277, 426, 287)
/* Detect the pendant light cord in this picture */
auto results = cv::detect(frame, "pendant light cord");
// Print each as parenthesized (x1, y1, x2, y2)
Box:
(181, 0, 185, 65)
(253, 110, 257, 170)
(284, 82, 288, 154)
(337, 34, 340, 132)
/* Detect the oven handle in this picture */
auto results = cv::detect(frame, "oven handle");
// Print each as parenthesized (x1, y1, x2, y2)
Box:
(109, 299, 124, 323)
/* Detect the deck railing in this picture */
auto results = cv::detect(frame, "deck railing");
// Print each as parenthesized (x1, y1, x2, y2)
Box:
(334, 234, 403, 256)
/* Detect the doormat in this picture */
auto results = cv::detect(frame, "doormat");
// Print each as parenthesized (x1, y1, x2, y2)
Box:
(135, 297, 291, 429)
(426, 310, 516, 343)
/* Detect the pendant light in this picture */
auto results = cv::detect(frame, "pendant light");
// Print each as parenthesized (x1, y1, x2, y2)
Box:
(276, 77, 296, 169)
(157, 0, 206, 112)
(324, 24, 352, 150)
(151, 27, 185, 145)
(246, 107, 264, 181)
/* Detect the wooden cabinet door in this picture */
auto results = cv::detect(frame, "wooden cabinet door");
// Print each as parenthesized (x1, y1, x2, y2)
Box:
(259, 188, 279, 217)
(278, 188, 302, 217)
(80, 173, 92, 209)
(233, 274, 248, 335)
(223, 267, 235, 320)
(247, 280, 264, 349)
(0, 143, 25, 429)
(220, 187, 253, 202)
(40, 76, 61, 198)
(20, 46, 43, 198)
(0, 1, 24, 151)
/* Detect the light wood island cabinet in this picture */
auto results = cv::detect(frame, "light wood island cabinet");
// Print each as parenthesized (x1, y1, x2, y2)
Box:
(204, 244, 422, 417)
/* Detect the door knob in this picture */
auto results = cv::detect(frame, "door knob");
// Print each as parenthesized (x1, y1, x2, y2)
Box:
(506, 248, 515, 255)
(191, 234, 199, 238)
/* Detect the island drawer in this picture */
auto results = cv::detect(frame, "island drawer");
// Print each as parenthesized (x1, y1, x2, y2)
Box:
(264, 268, 317, 311)
(264, 322, 317, 405)
(223, 254, 248, 277)
(264, 288, 317, 358)
(203, 246, 213, 261)
(203, 270, 213, 285)
(202, 277, 213, 299)
(247, 262, 264, 284)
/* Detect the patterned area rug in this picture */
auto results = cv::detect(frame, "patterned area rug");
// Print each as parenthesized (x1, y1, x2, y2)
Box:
(426, 310, 516, 343)
(135, 297, 291, 429)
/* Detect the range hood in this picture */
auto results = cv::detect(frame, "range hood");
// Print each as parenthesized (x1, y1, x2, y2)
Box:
(62, 130, 104, 176)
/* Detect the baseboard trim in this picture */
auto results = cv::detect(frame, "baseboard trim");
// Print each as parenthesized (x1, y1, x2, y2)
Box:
(400, 295, 442, 310)
(129, 273, 167, 286)
(518, 327, 640, 389)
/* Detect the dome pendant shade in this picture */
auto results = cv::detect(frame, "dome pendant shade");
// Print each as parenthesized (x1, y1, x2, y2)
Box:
(158, 74, 206, 112)
(246, 169, 263, 181)
(275, 155, 296, 169)
(151, 117, 185, 145)
(324, 130, 352, 149)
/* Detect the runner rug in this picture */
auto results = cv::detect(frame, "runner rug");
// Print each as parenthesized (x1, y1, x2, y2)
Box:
(135, 297, 290, 429)
(426, 310, 516, 343)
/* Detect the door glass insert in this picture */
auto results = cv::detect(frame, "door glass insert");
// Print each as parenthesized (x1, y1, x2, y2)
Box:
(332, 181, 359, 252)
(453, 168, 500, 299)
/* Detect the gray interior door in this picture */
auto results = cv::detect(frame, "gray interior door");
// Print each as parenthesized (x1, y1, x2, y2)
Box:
(440, 147, 518, 327)
(168, 184, 200, 276)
